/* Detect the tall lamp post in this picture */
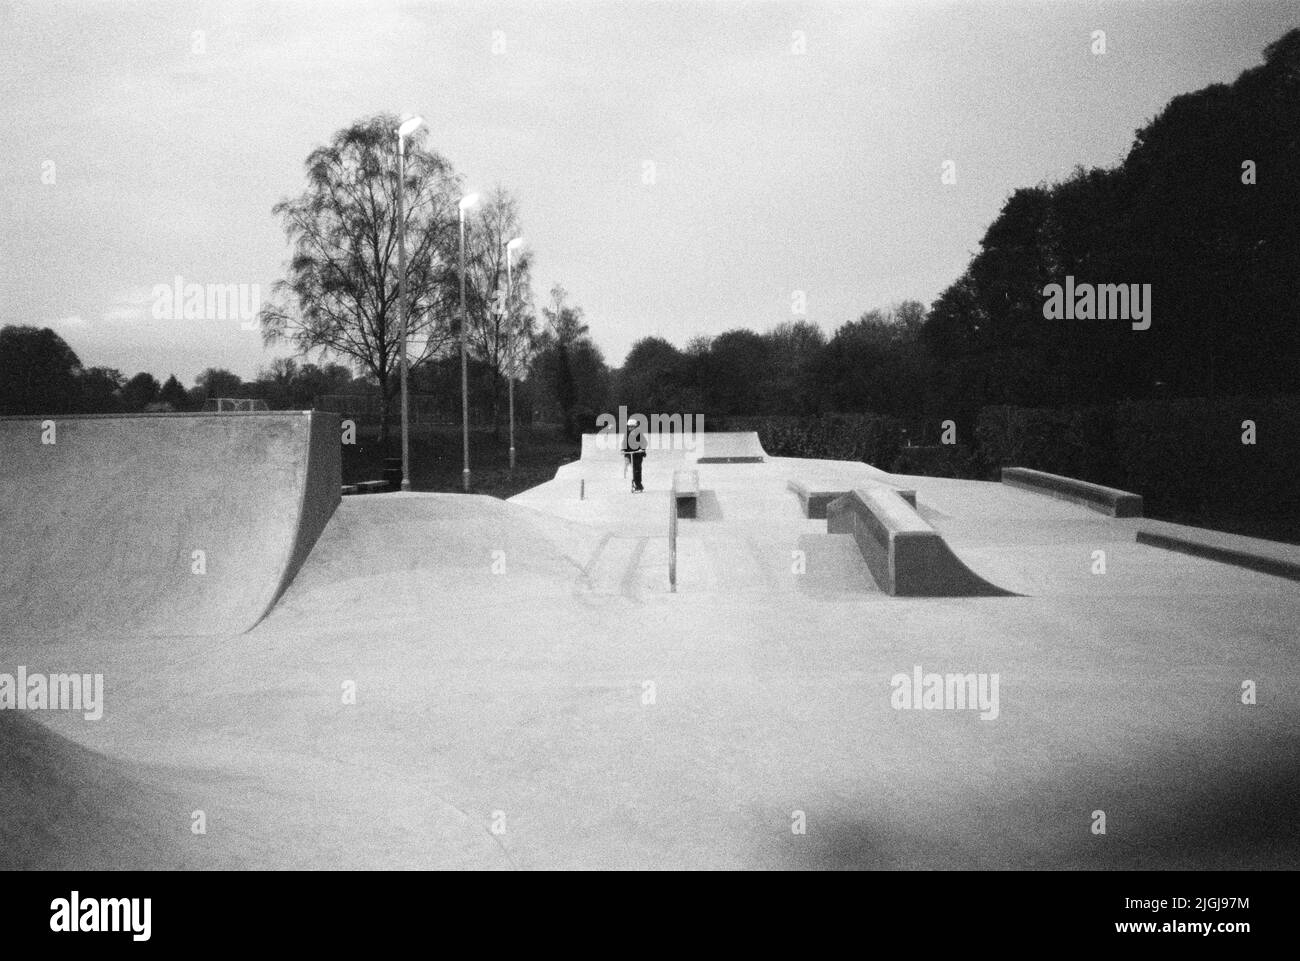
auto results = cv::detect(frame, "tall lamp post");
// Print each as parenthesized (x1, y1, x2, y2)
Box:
(395, 115, 424, 492)
(458, 192, 480, 493)
(505, 236, 525, 471)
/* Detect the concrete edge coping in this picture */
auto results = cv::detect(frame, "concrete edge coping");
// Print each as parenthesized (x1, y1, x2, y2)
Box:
(1136, 522, 1300, 582)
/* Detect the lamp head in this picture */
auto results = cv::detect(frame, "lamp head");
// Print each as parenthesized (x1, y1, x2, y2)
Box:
(397, 116, 425, 139)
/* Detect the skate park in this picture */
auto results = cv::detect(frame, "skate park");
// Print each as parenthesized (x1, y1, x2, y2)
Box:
(2, 413, 1297, 870)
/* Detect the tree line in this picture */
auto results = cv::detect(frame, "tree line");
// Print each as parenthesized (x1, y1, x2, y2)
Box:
(4, 31, 1296, 436)
(0, 328, 362, 415)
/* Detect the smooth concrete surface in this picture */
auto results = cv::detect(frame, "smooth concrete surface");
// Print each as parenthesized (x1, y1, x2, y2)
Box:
(0, 412, 339, 637)
(2, 434, 1297, 870)
(1002, 467, 1144, 518)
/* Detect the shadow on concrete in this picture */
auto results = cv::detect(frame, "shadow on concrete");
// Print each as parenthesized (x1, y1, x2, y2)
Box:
(694, 490, 725, 521)
(0, 711, 235, 870)
(769, 726, 1300, 870)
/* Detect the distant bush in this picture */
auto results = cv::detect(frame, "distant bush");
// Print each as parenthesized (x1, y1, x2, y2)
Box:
(716, 399, 1298, 539)
(975, 405, 1117, 482)
(976, 396, 1300, 529)
(715, 413, 905, 467)
(890, 443, 978, 478)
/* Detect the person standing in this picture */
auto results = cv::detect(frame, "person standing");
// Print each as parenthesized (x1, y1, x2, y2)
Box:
(623, 416, 647, 493)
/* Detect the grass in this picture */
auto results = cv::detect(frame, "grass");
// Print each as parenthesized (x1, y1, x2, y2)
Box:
(342, 424, 580, 499)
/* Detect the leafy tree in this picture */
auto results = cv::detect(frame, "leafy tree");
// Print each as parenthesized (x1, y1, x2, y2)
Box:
(158, 374, 188, 410)
(291, 362, 356, 409)
(257, 357, 299, 409)
(703, 329, 772, 415)
(258, 113, 463, 443)
(74, 366, 125, 413)
(922, 29, 1300, 408)
(121, 372, 161, 411)
(194, 368, 243, 403)
(531, 285, 609, 438)
(0, 325, 82, 415)
(254, 358, 357, 409)
(764, 321, 826, 416)
(618, 336, 688, 415)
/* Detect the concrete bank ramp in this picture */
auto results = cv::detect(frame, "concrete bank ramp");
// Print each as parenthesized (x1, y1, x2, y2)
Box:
(260, 492, 609, 628)
(828, 487, 1015, 597)
(0, 412, 340, 638)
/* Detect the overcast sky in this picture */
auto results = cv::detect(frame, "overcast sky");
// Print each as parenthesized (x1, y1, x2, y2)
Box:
(1, 0, 1294, 384)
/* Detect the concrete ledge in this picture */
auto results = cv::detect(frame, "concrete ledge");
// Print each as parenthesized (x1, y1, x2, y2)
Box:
(789, 480, 915, 519)
(826, 488, 1013, 597)
(1001, 467, 1143, 517)
(357, 480, 393, 494)
(1136, 522, 1300, 582)
(672, 469, 700, 519)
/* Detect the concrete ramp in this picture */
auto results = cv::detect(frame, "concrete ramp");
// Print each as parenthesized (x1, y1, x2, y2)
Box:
(0, 412, 340, 637)
(827, 487, 1014, 597)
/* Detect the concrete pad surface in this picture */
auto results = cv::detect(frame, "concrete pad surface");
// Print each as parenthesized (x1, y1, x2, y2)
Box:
(2, 446, 1297, 869)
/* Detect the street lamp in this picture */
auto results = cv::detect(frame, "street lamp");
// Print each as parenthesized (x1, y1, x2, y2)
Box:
(458, 192, 480, 493)
(395, 115, 424, 492)
(505, 236, 525, 471)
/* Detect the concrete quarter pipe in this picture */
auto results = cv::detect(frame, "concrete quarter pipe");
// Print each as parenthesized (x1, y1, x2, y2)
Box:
(0, 412, 340, 637)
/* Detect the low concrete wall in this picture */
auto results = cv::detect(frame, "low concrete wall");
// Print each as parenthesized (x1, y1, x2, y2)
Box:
(826, 488, 1012, 597)
(1001, 467, 1143, 517)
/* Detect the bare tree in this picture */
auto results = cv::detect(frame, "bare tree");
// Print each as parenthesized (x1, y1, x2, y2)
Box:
(258, 113, 462, 442)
